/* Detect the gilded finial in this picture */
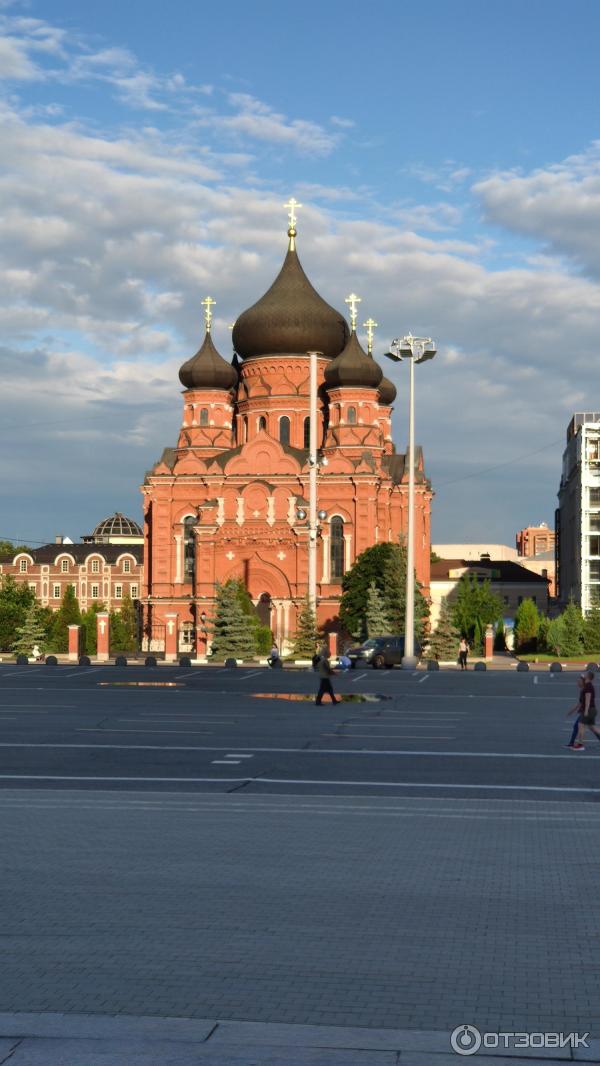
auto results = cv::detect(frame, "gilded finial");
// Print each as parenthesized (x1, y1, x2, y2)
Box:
(284, 197, 302, 250)
(345, 293, 362, 332)
(201, 295, 216, 332)
(363, 317, 378, 355)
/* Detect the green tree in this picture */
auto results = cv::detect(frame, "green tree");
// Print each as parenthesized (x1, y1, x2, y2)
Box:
(513, 598, 541, 652)
(494, 618, 506, 652)
(545, 615, 563, 655)
(0, 542, 31, 557)
(11, 603, 48, 656)
(559, 601, 584, 656)
(80, 602, 105, 655)
(365, 581, 392, 637)
(291, 597, 321, 657)
(48, 585, 81, 653)
(210, 581, 257, 660)
(0, 575, 35, 651)
(110, 591, 138, 653)
(340, 543, 428, 640)
(583, 608, 600, 656)
(451, 573, 502, 648)
(537, 615, 550, 653)
(428, 596, 461, 661)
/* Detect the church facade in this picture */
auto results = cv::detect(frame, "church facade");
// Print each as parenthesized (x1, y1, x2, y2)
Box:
(141, 210, 432, 655)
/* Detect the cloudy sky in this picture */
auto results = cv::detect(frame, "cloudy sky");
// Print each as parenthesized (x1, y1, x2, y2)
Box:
(1, 0, 599, 547)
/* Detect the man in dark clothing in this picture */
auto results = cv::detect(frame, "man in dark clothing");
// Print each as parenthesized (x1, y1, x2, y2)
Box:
(315, 646, 339, 705)
(575, 670, 600, 748)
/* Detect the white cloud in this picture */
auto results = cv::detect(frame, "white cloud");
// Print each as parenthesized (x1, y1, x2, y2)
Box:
(196, 92, 341, 157)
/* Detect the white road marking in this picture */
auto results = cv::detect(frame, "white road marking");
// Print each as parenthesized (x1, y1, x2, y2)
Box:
(227, 754, 254, 758)
(78, 728, 214, 736)
(211, 759, 240, 764)
(0, 774, 246, 783)
(534, 675, 538, 685)
(418, 674, 429, 684)
(63, 668, 104, 678)
(240, 670, 264, 679)
(0, 741, 588, 760)
(336, 733, 455, 739)
(353, 673, 367, 681)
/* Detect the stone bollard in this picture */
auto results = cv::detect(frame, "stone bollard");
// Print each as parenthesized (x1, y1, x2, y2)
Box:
(550, 662, 562, 672)
(516, 661, 529, 672)
(474, 661, 486, 671)
(427, 660, 440, 671)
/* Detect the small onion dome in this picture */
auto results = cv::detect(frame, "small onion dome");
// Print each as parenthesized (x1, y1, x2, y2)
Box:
(378, 375, 397, 404)
(232, 244, 349, 360)
(324, 331, 383, 390)
(178, 331, 238, 391)
(92, 513, 142, 538)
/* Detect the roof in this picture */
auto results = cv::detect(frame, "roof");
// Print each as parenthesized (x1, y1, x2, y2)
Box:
(91, 512, 142, 537)
(179, 330, 238, 391)
(430, 558, 549, 584)
(0, 543, 143, 565)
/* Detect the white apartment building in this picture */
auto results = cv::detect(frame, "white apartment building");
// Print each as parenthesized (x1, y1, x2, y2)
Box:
(557, 413, 600, 612)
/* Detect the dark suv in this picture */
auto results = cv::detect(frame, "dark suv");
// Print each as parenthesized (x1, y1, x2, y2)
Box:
(346, 635, 421, 669)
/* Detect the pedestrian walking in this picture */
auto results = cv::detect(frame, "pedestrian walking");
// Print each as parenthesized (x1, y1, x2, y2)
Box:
(575, 670, 600, 749)
(315, 645, 339, 705)
(458, 637, 469, 671)
(566, 675, 586, 750)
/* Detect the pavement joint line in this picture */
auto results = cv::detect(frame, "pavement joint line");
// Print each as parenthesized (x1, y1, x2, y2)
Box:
(0, 741, 595, 760)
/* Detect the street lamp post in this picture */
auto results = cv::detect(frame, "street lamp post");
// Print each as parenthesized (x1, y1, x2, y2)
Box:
(384, 333, 436, 668)
(307, 350, 320, 613)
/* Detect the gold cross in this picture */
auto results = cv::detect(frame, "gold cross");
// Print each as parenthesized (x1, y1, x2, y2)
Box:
(363, 317, 378, 355)
(345, 293, 362, 331)
(284, 197, 302, 230)
(201, 296, 216, 332)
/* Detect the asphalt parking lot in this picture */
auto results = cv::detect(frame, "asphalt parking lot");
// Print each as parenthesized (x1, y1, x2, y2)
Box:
(1, 663, 600, 1060)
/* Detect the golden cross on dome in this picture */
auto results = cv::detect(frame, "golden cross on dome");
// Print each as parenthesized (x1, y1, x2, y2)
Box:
(345, 292, 362, 331)
(284, 197, 302, 230)
(363, 317, 378, 355)
(201, 296, 216, 332)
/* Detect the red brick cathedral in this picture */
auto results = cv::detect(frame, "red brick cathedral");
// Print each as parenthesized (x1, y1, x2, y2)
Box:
(141, 209, 432, 656)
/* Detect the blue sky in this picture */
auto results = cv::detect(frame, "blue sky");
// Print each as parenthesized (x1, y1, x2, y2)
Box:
(2, 0, 600, 546)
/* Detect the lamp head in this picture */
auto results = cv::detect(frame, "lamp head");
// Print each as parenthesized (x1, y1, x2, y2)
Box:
(317, 509, 328, 521)
(296, 508, 307, 521)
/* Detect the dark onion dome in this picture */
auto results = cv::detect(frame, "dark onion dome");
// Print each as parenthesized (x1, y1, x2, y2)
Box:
(232, 241, 350, 360)
(378, 375, 397, 404)
(324, 330, 383, 390)
(178, 330, 238, 391)
(92, 513, 143, 538)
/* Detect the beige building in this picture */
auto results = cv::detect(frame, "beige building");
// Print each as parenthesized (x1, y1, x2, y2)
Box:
(434, 543, 555, 598)
(430, 558, 550, 631)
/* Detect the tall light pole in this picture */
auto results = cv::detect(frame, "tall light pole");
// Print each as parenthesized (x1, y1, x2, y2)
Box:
(307, 350, 320, 613)
(384, 334, 436, 668)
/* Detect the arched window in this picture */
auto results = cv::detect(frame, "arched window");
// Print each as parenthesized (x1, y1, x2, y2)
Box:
(303, 416, 310, 449)
(243, 416, 248, 443)
(258, 416, 267, 431)
(199, 408, 209, 426)
(330, 516, 345, 581)
(183, 516, 196, 581)
(279, 416, 290, 445)
(347, 406, 357, 424)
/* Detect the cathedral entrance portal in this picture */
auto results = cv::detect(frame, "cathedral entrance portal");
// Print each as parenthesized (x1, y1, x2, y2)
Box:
(257, 592, 272, 630)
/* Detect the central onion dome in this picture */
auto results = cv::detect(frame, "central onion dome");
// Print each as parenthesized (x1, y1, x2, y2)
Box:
(232, 228, 349, 360)
(179, 330, 238, 391)
(378, 376, 397, 404)
(325, 329, 383, 390)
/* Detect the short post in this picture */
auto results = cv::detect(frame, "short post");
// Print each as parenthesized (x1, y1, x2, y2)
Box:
(165, 613, 178, 663)
(96, 612, 109, 662)
(484, 624, 494, 659)
(67, 624, 81, 662)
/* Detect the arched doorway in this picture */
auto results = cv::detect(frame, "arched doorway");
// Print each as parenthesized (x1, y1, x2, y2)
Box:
(257, 592, 272, 630)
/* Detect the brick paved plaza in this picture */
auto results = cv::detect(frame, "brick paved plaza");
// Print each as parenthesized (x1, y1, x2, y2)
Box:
(1, 662, 599, 1064)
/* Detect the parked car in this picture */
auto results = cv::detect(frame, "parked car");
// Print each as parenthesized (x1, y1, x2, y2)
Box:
(346, 635, 421, 669)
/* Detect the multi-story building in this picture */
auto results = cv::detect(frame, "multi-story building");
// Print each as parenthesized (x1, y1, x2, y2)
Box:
(0, 513, 143, 612)
(556, 413, 600, 611)
(430, 558, 550, 630)
(515, 523, 555, 558)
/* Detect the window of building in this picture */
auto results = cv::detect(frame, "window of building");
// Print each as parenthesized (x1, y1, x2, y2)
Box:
(183, 515, 196, 580)
(243, 416, 248, 443)
(18, 558, 27, 573)
(130, 584, 138, 599)
(180, 621, 194, 647)
(303, 417, 310, 449)
(200, 408, 209, 426)
(589, 535, 600, 556)
(258, 416, 267, 431)
(60, 559, 69, 572)
(279, 416, 290, 446)
(330, 516, 345, 581)
(588, 439, 600, 461)
(123, 559, 131, 573)
(91, 584, 99, 598)
(590, 561, 600, 581)
(91, 559, 100, 573)
(28, 582, 36, 592)
(115, 584, 123, 599)
(347, 406, 357, 424)
(53, 585, 61, 599)
(590, 488, 600, 508)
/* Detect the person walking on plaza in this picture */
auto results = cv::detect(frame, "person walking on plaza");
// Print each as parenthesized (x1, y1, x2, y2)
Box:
(458, 637, 469, 671)
(575, 670, 600, 748)
(566, 675, 586, 750)
(315, 645, 339, 705)
(268, 643, 280, 668)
